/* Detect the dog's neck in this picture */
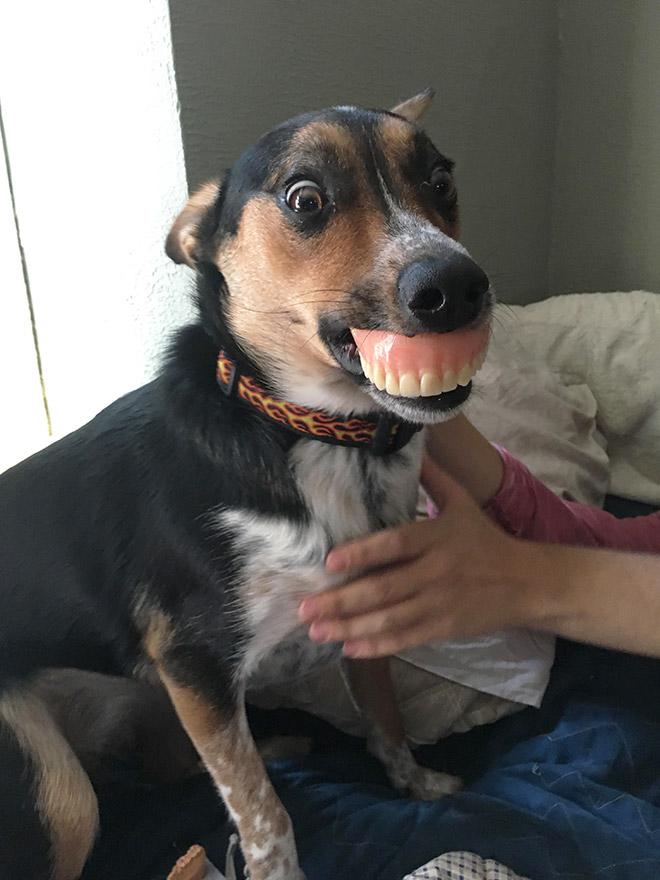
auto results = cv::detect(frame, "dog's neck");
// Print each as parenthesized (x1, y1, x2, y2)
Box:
(216, 349, 422, 456)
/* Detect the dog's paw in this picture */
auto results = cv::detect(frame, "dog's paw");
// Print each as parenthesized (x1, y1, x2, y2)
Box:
(243, 866, 307, 880)
(367, 729, 462, 801)
(405, 764, 462, 800)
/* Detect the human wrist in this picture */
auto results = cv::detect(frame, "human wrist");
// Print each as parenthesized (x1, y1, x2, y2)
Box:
(515, 541, 603, 638)
(504, 539, 575, 631)
(426, 415, 504, 506)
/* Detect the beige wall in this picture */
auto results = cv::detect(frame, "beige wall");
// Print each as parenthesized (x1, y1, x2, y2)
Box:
(169, 0, 558, 304)
(550, 0, 660, 295)
(169, 1, 660, 303)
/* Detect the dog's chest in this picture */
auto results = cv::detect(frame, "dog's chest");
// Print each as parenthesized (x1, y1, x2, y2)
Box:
(217, 436, 423, 685)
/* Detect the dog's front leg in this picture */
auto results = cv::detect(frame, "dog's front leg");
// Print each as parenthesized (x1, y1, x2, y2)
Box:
(153, 656, 305, 880)
(346, 657, 461, 799)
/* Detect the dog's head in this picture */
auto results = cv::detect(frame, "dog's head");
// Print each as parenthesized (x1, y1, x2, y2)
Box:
(166, 90, 492, 423)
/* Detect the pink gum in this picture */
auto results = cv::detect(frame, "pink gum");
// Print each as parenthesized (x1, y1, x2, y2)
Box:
(351, 326, 490, 374)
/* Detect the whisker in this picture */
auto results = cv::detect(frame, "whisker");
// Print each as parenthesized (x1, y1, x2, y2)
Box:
(229, 299, 351, 316)
(299, 327, 321, 351)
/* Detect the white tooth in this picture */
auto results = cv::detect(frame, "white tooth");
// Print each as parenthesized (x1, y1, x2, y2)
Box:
(373, 365, 386, 391)
(420, 372, 444, 397)
(362, 358, 372, 380)
(442, 369, 458, 393)
(399, 373, 421, 397)
(457, 363, 474, 387)
(385, 371, 400, 395)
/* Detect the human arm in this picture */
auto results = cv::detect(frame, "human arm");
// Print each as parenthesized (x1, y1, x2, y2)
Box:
(299, 421, 660, 658)
(426, 413, 660, 551)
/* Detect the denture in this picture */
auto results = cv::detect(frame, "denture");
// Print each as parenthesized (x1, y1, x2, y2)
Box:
(351, 325, 489, 397)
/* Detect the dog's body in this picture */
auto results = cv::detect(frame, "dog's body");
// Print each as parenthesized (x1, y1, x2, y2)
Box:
(0, 92, 491, 879)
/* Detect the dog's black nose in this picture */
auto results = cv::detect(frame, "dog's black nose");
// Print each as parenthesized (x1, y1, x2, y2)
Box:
(397, 255, 490, 332)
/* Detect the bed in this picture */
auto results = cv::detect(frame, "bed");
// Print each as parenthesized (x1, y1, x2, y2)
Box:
(81, 614, 660, 880)
(80, 291, 660, 880)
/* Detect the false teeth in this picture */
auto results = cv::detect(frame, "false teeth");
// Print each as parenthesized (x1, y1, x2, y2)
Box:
(385, 372, 400, 395)
(358, 359, 485, 398)
(372, 364, 386, 391)
(399, 373, 421, 397)
(420, 372, 444, 396)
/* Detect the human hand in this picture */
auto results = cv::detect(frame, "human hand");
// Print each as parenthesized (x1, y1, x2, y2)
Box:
(298, 457, 538, 658)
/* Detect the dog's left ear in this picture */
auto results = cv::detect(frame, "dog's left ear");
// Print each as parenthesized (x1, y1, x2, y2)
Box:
(165, 180, 222, 270)
(390, 88, 435, 124)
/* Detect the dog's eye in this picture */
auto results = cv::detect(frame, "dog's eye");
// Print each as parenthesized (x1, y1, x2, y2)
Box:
(285, 180, 325, 213)
(426, 167, 456, 202)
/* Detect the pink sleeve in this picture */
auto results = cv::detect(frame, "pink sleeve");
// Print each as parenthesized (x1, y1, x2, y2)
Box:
(483, 446, 660, 553)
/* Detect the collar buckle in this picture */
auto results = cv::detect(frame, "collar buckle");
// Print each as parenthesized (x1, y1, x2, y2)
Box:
(370, 414, 396, 456)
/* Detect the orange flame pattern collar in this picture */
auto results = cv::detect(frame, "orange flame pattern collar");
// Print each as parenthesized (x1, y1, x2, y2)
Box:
(216, 350, 421, 456)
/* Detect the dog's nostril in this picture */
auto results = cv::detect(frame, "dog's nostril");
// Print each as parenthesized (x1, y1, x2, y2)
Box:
(410, 287, 446, 314)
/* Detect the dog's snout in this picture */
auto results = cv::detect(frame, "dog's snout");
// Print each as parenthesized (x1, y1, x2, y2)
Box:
(397, 256, 489, 332)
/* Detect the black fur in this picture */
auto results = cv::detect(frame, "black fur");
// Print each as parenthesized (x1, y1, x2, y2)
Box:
(0, 100, 489, 878)
(0, 723, 51, 879)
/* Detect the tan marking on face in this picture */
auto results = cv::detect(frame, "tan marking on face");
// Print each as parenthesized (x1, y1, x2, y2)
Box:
(378, 115, 417, 169)
(216, 193, 386, 383)
(0, 690, 99, 880)
(158, 673, 297, 879)
(267, 119, 363, 189)
(377, 116, 460, 239)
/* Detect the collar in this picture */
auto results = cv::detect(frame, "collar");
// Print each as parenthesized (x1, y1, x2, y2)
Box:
(216, 350, 422, 456)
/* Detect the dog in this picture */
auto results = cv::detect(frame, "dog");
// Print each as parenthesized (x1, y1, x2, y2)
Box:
(0, 89, 492, 880)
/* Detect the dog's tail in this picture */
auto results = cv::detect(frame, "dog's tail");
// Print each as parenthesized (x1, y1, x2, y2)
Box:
(0, 683, 99, 880)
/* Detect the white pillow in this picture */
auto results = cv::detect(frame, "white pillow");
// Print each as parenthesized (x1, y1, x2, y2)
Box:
(496, 291, 660, 504)
(466, 319, 610, 506)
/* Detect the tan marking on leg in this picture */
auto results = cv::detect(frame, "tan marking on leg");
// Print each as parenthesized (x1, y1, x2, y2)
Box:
(0, 690, 99, 880)
(141, 607, 175, 661)
(346, 658, 461, 799)
(157, 672, 303, 880)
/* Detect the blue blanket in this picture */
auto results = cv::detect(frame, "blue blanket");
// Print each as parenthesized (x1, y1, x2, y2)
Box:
(283, 641, 660, 880)
(82, 640, 660, 880)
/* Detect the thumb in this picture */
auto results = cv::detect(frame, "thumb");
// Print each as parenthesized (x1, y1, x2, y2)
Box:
(420, 455, 465, 509)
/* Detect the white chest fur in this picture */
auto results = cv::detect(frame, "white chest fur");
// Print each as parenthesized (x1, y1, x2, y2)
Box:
(215, 434, 424, 686)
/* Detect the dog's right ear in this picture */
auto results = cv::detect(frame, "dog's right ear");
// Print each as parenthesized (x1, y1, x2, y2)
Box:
(165, 180, 222, 270)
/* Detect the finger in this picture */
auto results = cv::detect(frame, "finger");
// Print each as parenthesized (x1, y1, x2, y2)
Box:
(342, 615, 452, 659)
(325, 518, 432, 574)
(299, 563, 423, 624)
(307, 591, 430, 644)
